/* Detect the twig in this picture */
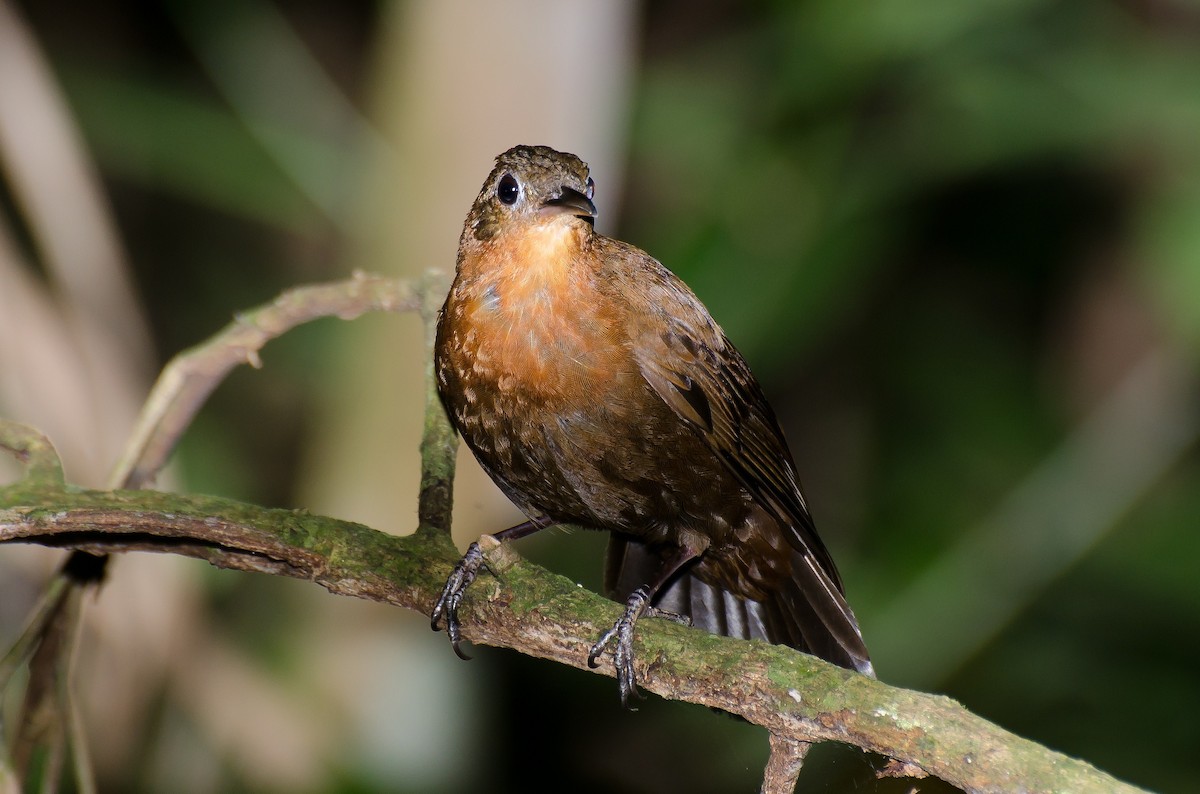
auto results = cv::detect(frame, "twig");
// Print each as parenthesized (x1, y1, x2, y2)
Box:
(761, 735, 810, 794)
(108, 271, 422, 490)
(3, 273, 427, 794)
(416, 270, 455, 535)
(0, 420, 64, 488)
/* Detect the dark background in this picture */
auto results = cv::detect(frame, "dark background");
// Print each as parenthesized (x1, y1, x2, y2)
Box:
(2, 1, 1198, 792)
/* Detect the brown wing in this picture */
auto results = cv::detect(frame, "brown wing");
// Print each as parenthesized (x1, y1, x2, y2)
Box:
(620, 257, 872, 675)
(631, 293, 842, 584)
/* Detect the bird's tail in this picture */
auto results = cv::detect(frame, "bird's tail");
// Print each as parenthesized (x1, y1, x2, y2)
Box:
(605, 536, 874, 677)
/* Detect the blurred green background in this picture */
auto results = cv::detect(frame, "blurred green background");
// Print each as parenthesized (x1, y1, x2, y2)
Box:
(2, 1, 1198, 792)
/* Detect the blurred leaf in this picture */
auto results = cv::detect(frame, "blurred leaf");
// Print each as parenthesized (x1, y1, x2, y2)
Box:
(1140, 182, 1200, 355)
(61, 68, 322, 230)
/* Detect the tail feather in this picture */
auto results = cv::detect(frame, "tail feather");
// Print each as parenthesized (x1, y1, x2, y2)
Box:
(605, 536, 873, 677)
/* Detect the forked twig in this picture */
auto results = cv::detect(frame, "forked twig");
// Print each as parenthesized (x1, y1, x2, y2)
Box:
(109, 271, 427, 490)
(2, 272, 441, 794)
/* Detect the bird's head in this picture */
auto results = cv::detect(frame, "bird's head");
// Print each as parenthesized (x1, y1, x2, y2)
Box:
(465, 145, 597, 243)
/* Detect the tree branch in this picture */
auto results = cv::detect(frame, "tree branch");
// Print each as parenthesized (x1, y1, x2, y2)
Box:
(0, 434, 1146, 794)
(0, 272, 1149, 794)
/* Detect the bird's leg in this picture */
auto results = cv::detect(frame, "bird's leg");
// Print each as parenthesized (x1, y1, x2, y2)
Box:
(588, 586, 654, 707)
(588, 546, 699, 708)
(431, 516, 553, 659)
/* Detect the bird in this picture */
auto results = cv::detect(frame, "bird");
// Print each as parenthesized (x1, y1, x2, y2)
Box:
(431, 144, 872, 705)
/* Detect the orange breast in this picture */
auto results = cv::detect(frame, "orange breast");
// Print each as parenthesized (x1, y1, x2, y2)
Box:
(452, 223, 630, 405)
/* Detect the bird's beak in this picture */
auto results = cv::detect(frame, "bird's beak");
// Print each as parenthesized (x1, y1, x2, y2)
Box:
(541, 186, 597, 221)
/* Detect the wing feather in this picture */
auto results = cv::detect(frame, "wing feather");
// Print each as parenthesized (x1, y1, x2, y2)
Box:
(633, 304, 841, 583)
(596, 238, 871, 674)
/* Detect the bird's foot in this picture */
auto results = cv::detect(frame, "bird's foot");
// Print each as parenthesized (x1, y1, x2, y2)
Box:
(430, 541, 486, 660)
(588, 586, 654, 708)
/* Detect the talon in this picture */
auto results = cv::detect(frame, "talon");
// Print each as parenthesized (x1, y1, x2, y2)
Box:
(591, 586, 652, 708)
(449, 633, 472, 661)
(588, 624, 619, 668)
(431, 542, 486, 660)
(646, 605, 691, 627)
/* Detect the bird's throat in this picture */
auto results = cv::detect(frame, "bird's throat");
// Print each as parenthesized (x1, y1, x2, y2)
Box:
(508, 220, 586, 289)
(462, 219, 589, 310)
(451, 220, 617, 396)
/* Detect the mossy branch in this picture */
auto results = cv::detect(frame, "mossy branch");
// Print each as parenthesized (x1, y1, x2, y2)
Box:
(0, 442, 1146, 794)
(0, 276, 1148, 794)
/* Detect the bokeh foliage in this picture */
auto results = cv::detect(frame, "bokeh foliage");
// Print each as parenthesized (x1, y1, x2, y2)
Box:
(3, 0, 1198, 792)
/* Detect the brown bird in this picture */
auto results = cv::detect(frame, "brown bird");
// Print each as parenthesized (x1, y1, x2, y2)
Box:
(431, 145, 872, 704)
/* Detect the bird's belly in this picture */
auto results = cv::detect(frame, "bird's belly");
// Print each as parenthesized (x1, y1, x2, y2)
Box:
(460, 385, 756, 545)
(439, 294, 630, 517)
(438, 286, 759, 555)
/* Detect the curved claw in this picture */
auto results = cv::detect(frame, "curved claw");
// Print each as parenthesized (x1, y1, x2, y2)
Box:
(589, 586, 653, 708)
(431, 542, 486, 660)
(587, 623, 618, 669)
(448, 630, 472, 661)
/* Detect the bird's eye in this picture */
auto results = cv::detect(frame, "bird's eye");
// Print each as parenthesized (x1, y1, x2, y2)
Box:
(497, 174, 520, 205)
(584, 177, 595, 201)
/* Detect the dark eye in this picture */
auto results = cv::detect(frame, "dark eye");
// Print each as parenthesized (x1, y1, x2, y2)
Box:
(584, 177, 595, 201)
(497, 174, 519, 205)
